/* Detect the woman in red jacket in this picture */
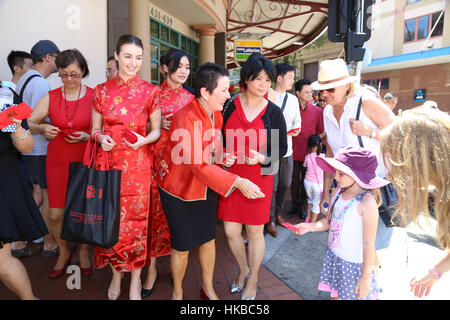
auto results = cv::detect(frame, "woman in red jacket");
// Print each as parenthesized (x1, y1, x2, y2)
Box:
(157, 62, 264, 300)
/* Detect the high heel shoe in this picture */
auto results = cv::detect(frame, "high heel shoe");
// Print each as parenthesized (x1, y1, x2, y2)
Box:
(141, 273, 158, 299)
(49, 252, 73, 279)
(230, 270, 249, 293)
(241, 291, 256, 300)
(200, 287, 209, 300)
(80, 265, 93, 276)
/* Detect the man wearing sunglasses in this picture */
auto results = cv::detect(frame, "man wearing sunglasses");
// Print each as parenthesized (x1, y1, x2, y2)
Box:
(13, 40, 60, 258)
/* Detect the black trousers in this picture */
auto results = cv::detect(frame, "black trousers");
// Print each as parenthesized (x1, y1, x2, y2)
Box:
(290, 160, 307, 213)
(269, 156, 293, 222)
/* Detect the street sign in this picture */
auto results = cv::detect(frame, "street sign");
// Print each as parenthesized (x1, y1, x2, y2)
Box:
(234, 40, 262, 61)
(414, 89, 426, 102)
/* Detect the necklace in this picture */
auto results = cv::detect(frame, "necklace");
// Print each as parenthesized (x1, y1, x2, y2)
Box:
(63, 85, 82, 131)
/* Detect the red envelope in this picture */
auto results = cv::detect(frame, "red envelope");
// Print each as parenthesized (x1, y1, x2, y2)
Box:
(0, 103, 33, 130)
(123, 129, 138, 144)
(281, 222, 300, 233)
(288, 128, 300, 134)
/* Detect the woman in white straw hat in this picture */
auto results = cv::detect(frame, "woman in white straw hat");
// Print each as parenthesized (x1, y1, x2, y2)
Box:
(311, 59, 396, 254)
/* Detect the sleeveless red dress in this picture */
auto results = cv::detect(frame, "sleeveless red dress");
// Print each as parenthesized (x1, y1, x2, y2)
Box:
(92, 75, 160, 272)
(46, 86, 93, 208)
(146, 81, 193, 261)
(216, 96, 273, 225)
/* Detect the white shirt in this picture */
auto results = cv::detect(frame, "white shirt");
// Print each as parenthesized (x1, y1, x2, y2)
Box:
(274, 91, 302, 158)
(323, 87, 385, 176)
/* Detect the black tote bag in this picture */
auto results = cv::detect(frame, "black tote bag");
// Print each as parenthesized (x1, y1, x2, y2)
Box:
(61, 137, 122, 248)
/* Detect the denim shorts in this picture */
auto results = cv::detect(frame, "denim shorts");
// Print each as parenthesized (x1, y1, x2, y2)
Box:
(22, 155, 47, 189)
(375, 215, 393, 250)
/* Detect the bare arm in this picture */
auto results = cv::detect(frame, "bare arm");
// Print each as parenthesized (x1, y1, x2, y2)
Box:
(355, 193, 379, 299)
(10, 119, 33, 153)
(349, 99, 396, 141)
(91, 108, 116, 151)
(27, 94, 60, 139)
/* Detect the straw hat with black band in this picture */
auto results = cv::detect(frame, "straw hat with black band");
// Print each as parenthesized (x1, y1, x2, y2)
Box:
(310, 59, 359, 91)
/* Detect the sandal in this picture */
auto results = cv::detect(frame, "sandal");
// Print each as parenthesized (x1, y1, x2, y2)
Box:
(11, 247, 32, 258)
(41, 246, 60, 258)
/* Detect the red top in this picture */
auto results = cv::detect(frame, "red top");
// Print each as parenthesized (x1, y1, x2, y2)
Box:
(217, 96, 273, 225)
(46, 86, 93, 208)
(292, 101, 324, 161)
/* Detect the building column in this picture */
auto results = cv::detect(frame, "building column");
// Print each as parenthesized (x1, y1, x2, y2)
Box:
(192, 24, 218, 65)
(129, 0, 150, 81)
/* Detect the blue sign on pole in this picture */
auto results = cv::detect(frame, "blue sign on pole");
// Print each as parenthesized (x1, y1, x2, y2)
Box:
(414, 89, 426, 102)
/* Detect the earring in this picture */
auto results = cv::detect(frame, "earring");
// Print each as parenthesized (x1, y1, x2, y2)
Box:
(204, 96, 208, 101)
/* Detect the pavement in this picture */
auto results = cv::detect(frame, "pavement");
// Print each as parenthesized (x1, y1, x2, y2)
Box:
(262, 214, 450, 300)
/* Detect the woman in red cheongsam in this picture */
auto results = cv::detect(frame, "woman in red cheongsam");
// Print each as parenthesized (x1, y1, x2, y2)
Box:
(141, 49, 194, 299)
(91, 34, 161, 300)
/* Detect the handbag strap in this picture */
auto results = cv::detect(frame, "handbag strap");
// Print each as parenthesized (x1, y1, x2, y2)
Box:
(280, 93, 288, 113)
(355, 97, 364, 148)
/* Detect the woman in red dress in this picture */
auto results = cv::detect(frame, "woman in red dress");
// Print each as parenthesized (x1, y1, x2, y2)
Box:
(217, 53, 287, 300)
(91, 34, 161, 300)
(142, 49, 194, 298)
(28, 49, 93, 279)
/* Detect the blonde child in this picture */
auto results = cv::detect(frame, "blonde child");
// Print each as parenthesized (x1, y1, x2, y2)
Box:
(303, 134, 325, 223)
(295, 146, 388, 300)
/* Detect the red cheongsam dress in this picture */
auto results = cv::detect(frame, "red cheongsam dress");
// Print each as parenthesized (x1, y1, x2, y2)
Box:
(92, 75, 160, 272)
(217, 95, 273, 225)
(146, 80, 194, 262)
(46, 86, 93, 208)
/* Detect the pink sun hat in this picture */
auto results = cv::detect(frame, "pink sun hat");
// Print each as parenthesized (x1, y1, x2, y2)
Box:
(316, 146, 389, 189)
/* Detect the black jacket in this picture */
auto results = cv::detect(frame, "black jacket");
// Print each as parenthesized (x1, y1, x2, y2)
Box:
(222, 94, 287, 175)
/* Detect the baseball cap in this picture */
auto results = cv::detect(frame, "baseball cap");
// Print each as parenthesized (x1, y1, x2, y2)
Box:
(30, 40, 60, 58)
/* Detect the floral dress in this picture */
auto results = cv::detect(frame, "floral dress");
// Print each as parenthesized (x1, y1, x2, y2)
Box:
(92, 75, 160, 272)
(147, 80, 193, 261)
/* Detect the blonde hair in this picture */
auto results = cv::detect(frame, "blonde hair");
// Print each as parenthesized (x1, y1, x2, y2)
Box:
(381, 107, 450, 248)
(345, 82, 358, 100)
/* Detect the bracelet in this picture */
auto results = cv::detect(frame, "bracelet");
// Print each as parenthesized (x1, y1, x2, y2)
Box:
(11, 129, 28, 141)
(370, 128, 376, 139)
(429, 267, 442, 279)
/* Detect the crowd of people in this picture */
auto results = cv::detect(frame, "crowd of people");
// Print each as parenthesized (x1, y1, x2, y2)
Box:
(0, 35, 448, 301)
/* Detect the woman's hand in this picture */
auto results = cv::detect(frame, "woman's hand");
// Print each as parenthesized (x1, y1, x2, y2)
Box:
(64, 131, 90, 144)
(236, 177, 265, 200)
(161, 113, 173, 130)
(99, 134, 116, 151)
(355, 276, 371, 299)
(43, 124, 60, 140)
(245, 149, 266, 165)
(288, 129, 300, 137)
(123, 131, 148, 150)
(223, 153, 237, 168)
(349, 118, 373, 137)
(409, 270, 440, 298)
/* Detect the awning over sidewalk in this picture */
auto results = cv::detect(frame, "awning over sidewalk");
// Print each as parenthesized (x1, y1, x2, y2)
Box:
(226, 0, 328, 68)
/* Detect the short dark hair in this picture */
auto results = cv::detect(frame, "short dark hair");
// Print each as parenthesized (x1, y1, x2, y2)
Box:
(275, 63, 295, 78)
(115, 34, 143, 54)
(107, 55, 118, 69)
(194, 62, 229, 98)
(7, 50, 32, 74)
(294, 79, 311, 92)
(240, 53, 276, 90)
(164, 49, 190, 75)
(55, 49, 90, 78)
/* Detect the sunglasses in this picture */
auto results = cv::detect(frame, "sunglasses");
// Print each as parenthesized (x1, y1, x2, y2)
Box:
(318, 99, 325, 103)
(319, 88, 335, 93)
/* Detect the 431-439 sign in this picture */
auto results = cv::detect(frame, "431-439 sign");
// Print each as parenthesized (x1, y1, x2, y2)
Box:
(151, 7, 173, 26)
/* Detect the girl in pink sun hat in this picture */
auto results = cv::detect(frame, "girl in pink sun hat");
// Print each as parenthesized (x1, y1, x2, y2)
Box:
(294, 146, 389, 300)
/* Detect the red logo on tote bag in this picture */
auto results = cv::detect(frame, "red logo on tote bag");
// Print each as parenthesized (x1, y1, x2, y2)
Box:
(86, 185, 95, 199)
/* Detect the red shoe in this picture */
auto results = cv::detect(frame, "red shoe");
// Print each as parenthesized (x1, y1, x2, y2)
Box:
(80, 266, 93, 276)
(49, 252, 72, 279)
(200, 287, 209, 300)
